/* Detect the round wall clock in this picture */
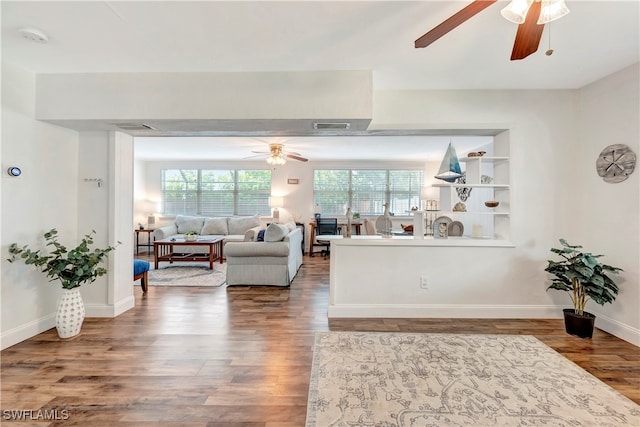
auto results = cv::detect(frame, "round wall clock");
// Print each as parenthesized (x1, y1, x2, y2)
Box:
(595, 144, 636, 183)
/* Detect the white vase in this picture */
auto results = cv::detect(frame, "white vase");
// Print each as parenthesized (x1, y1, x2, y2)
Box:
(375, 203, 393, 237)
(56, 288, 85, 338)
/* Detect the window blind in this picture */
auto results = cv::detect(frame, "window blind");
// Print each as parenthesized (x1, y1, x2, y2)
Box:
(161, 169, 271, 216)
(313, 169, 423, 215)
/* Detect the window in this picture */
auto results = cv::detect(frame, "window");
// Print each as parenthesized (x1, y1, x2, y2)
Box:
(313, 169, 423, 215)
(162, 169, 271, 216)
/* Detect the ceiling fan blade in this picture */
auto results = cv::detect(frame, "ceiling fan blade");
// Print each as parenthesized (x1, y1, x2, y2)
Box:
(286, 154, 309, 162)
(251, 150, 269, 154)
(284, 151, 302, 156)
(243, 153, 268, 159)
(415, 0, 497, 49)
(510, 1, 544, 60)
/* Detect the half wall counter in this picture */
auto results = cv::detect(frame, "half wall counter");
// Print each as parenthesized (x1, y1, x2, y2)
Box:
(325, 236, 551, 321)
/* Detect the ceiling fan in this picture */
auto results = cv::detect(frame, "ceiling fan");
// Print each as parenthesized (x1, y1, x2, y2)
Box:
(248, 143, 309, 165)
(415, 0, 570, 61)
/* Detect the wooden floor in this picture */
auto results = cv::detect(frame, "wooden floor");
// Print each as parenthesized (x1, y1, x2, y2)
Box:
(2, 255, 638, 426)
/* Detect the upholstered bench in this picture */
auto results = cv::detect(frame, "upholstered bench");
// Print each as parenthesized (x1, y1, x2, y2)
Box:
(134, 259, 150, 293)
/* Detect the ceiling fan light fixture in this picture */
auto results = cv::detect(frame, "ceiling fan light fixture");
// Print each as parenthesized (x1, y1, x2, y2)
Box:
(500, 0, 534, 24)
(266, 155, 286, 166)
(537, 0, 570, 24)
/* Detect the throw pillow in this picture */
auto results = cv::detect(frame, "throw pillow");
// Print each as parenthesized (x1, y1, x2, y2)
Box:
(257, 229, 266, 242)
(264, 223, 289, 242)
(201, 217, 229, 235)
(176, 215, 204, 234)
(284, 220, 297, 231)
(243, 227, 264, 242)
(228, 215, 261, 235)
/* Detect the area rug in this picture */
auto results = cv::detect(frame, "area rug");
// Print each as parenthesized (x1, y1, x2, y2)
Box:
(306, 332, 640, 427)
(145, 263, 226, 287)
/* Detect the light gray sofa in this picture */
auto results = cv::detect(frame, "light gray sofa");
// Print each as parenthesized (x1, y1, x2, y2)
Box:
(153, 215, 262, 248)
(224, 223, 303, 287)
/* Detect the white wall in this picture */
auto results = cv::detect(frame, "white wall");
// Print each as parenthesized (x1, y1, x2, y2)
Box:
(76, 131, 135, 317)
(36, 71, 373, 130)
(329, 69, 639, 345)
(1, 62, 80, 349)
(76, 132, 111, 308)
(1, 62, 136, 349)
(572, 64, 639, 340)
(4, 63, 638, 348)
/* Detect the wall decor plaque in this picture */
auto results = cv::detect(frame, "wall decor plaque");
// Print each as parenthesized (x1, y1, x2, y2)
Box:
(596, 144, 636, 183)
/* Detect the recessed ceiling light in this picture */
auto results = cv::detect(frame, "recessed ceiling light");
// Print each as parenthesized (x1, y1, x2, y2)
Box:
(19, 27, 48, 44)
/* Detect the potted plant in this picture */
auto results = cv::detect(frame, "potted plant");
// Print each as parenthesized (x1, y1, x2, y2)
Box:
(7, 229, 117, 339)
(184, 231, 198, 241)
(545, 239, 622, 338)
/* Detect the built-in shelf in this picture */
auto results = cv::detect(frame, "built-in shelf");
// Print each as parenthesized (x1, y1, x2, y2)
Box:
(459, 156, 509, 162)
(433, 183, 509, 189)
(434, 149, 510, 240)
(439, 211, 509, 216)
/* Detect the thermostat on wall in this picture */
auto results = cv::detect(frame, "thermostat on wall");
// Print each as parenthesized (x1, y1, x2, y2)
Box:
(7, 167, 22, 177)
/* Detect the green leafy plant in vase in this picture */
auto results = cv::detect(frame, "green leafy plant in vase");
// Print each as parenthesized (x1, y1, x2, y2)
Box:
(7, 229, 117, 338)
(184, 231, 199, 241)
(545, 239, 622, 338)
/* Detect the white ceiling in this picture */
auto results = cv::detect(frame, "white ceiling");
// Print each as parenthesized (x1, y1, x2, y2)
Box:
(3, 0, 638, 161)
(134, 135, 494, 161)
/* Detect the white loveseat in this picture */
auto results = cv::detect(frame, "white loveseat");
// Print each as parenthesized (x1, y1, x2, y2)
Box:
(224, 223, 303, 287)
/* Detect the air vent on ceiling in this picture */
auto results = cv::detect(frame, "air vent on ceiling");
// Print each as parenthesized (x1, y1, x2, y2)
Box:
(313, 122, 351, 130)
(111, 122, 156, 131)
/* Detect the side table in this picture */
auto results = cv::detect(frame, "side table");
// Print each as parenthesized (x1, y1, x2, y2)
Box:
(135, 229, 155, 254)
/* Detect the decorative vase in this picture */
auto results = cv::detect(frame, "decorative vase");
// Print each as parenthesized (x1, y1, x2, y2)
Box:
(56, 288, 85, 339)
(563, 308, 596, 339)
(345, 208, 353, 238)
(375, 203, 393, 238)
(184, 234, 197, 241)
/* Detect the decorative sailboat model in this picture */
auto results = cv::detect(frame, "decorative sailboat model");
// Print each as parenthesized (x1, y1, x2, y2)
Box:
(434, 142, 462, 182)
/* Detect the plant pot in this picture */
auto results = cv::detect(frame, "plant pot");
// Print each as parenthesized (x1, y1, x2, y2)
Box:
(56, 288, 85, 339)
(184, 235, 197, 241)
(563, 308, 596, 339)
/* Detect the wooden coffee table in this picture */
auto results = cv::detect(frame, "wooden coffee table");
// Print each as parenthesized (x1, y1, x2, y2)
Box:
(154, 237, 224, 270)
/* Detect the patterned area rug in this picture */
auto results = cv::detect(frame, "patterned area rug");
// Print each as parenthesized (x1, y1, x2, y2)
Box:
(306, 332, 640, 427)
(145, 263, 226, 287)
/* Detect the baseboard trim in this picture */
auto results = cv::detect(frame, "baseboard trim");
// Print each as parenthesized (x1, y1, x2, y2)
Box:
(328, 304, 562, 319)
(0, 313, 55, 350)
(328, 304, 639, 346)
(85, 296, 135, 317)
(1, 297, 135, 350)
(593, 313, 640, 346)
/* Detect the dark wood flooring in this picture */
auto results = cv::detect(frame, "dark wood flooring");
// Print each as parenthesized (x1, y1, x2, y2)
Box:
(1, 254, 638, 426)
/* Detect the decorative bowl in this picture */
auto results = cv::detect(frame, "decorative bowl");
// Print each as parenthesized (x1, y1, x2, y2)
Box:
(453, 202, 467, 212)
(184, 234, 198, 241)
(484, 201, 499, 208)
(468, 151, 486, 157)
